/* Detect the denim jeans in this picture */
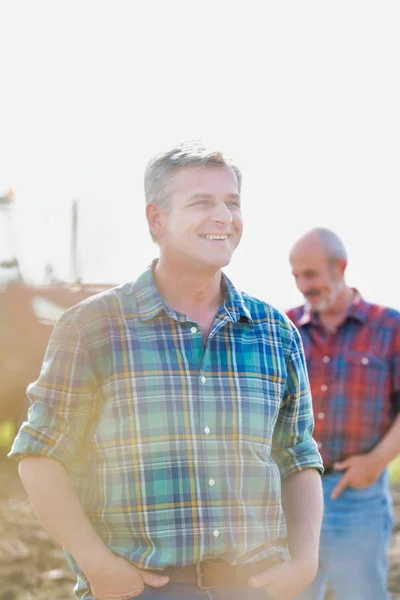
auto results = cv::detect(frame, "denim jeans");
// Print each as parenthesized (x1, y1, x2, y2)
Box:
(130, 582, 274, 600)
(295, 470, 393, 600)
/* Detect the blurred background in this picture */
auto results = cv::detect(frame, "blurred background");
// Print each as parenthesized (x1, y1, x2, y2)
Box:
(1, 1, 399, 309)
(0, 1, 399, 598)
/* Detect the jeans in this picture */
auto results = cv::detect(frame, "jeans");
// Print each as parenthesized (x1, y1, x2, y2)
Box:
(130, 582, 274, 600)
(295, 470, 393, 600)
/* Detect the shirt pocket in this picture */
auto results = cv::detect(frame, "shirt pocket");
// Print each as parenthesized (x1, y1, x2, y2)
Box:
(237, 376, 285, 454)
(344, 350, 387, 370)
(343, 350, 388, 394)
(342, 350, 389, 429)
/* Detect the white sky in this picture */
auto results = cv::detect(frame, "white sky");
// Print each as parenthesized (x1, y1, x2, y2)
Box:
(1, 1, 399, 311)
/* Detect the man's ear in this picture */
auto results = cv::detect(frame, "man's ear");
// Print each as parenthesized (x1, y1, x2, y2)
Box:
(146, 203, 163, 241)
(335, 258, 347, 277)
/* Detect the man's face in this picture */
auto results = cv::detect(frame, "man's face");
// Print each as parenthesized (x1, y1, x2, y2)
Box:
(290, 248, 345, 313)
(151, 165, 243, 272)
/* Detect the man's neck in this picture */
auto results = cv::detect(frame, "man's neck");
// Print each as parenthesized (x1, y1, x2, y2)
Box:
(153, 258, 224, 317)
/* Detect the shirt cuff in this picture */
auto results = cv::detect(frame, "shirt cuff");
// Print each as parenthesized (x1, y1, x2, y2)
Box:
(272, 438, 324, 479)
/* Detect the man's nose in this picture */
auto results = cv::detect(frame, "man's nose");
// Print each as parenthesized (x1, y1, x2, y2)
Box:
(211, 201, 233, 224)
(296, 279, 309, 295)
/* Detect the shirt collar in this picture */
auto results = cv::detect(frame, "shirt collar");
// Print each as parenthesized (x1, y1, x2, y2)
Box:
(347, 289, 369, 323)
(297, 288, 368, 327)
(133, 262, 167, 321)
(221, 273, 253, 324)
(133, 261, 253, 325)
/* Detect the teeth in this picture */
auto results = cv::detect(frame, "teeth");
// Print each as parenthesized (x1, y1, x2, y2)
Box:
(201, 234, 228, 240)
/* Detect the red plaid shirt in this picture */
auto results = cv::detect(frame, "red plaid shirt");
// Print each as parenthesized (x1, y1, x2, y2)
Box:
(287, 291, 400, 467)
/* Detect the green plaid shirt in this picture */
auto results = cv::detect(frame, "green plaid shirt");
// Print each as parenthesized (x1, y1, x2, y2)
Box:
(10, 263, 322, 598)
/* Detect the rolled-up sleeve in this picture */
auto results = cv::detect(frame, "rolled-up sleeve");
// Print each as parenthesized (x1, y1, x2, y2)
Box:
(271, 324, 323, 478)
(8, 307, 97, 466)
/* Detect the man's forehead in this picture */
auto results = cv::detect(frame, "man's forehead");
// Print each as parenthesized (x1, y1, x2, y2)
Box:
(291, 234, 326, 261)
(170, 164, 239, 192)
(290, 247, 329, 271)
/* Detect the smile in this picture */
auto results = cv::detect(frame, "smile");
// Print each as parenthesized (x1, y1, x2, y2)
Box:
(199, 234, 229, 240)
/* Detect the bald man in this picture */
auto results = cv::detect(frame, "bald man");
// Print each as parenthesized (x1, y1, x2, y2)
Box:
(287, 228, 400, 600)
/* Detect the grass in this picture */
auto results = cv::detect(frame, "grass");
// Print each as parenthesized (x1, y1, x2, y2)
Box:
(0, 421, 15, 451)
(389, 454, 400, 484)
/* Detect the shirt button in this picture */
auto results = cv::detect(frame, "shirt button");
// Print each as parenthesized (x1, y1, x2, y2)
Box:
(213, 529, 220, 538)
(323, 356, 330, 363)
(320, 384, 328, 392)
(200, 376, 206, 384)
(317, 412, 325, 420)
(208, 478, 215, 487)
(204, 427, 210, 434)
(361, 357, 369, 365)
(190, 327, 197, 334)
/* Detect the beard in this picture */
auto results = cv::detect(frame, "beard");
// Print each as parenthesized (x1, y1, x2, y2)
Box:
(305, 280, 344, 313)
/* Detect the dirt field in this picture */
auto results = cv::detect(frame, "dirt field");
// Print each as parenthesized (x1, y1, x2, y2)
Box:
(1, 458, 399, 600)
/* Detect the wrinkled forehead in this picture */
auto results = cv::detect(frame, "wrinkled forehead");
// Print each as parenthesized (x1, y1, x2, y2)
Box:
(167, 165, 240, 198)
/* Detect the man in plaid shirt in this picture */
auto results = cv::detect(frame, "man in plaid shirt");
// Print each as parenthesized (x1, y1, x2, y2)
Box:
(9, 142, 323, 600)
(287, 227, 400, 600)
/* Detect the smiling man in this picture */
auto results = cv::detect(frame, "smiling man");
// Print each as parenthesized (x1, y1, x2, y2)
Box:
(287, 227, 400, 600)
(9, 142, 323, 600)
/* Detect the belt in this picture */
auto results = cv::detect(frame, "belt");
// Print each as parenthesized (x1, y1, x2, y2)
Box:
(158, 555, 283, 589)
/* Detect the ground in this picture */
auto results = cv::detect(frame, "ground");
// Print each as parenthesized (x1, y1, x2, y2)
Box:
(0, 459, 399, 600)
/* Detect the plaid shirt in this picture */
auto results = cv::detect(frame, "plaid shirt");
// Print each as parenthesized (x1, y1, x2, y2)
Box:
(287, 291, 400, 468)
(10, 264, 321, 597)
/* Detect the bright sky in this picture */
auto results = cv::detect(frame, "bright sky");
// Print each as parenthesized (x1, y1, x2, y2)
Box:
(1, 1, 399, 311)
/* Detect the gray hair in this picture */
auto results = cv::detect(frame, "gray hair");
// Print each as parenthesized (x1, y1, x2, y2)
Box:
(312, 227, 348, 263)
(144, 140, 242, 242)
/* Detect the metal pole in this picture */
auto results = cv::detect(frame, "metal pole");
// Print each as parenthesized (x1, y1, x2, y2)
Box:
(70, 199, 80, 284)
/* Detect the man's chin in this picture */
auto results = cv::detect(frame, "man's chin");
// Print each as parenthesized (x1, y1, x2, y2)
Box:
(306, 299, 327, 313)
(187, 254, 232, 273)
(202, 251, 234, 270)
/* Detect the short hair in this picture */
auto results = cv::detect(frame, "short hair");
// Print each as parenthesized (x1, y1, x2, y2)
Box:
(144, 140, 242, 242)
(312, 227, 348, 263)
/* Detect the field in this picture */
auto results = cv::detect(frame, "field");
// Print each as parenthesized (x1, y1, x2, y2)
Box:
(1, 446, 400, 600)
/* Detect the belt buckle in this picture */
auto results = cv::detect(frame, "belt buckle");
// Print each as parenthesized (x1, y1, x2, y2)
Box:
(196, 561, 218, 590)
